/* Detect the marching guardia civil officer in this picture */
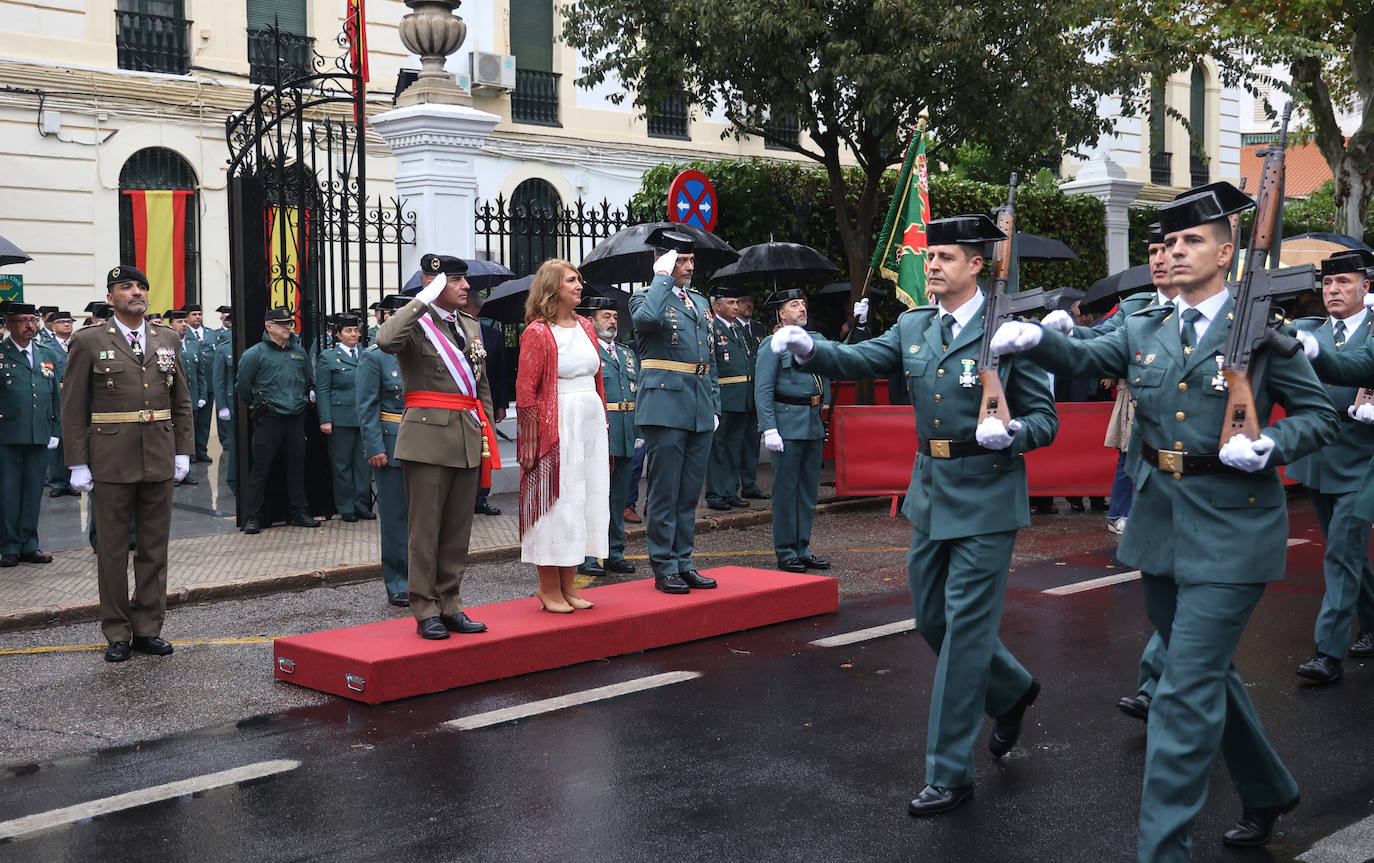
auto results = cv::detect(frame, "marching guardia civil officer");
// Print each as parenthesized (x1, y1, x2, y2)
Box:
(62, 266, 193, 662)
(377, 253, 496, 639)
(1291, 248, 1374, 674)
(774, 215, 1056, 817)
(579, 295, 639, 578)
(316, 312, 374, 522)
(754, 288, 830, 572)
(705, 284, 756, 510)
(0, 302, 61, 567)
(357, 294, 411, 607)
(630, 228, 721, 594)
(993, 188, 1338, 861)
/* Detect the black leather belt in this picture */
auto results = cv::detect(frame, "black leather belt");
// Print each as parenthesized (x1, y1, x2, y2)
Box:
(1141, 442, 1237, 476)
(917, 438, 991, 459)
(776, 393, 823, 407)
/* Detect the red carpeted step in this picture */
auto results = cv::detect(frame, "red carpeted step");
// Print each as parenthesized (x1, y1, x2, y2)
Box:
(273, 567, 839, 704)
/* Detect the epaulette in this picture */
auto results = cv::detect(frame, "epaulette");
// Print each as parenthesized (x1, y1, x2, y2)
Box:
(899, 306, 939, 321)
(1131, 304, 1172, 317)
(1292, 316, 1323, 331)
(1124, 290, 1155, 303)
(456, 309, 477, 322)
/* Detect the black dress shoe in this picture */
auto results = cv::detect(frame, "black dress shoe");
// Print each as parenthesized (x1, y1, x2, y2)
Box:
(104, 641, 132, 663)
(1117, 692, 1152, 721)
(19, 551, 53, 564)
(341, 513, 358, 523)
(655, 573, 690, 594)
(61, 487, 82, 497)
(387, 592, 409, 608)
(990, 679, 1040, 758)
(603, 558, 636, 574)
(242, 518, 261, 535)
(706, 501, 732, 511)
(0, 554, 17, 567)
(417, 617, 449, 640)
(779, 558, 808, 573)
(356, 511, 378, 520)
(1222, 796, 1299, 847)
(908, 784, 974, 816)
(742, 489, 771, 500)
(577, 560, 606, 577)
(131, 635, 174, 656)
(194, 454, 213, 463)
(799, 555, 830, 570)
(1351, 631, 1374, 658)
(175, 476, 198, 486)
(49, 487, 66, 498)
(290, 515, 322, 528)
(474, 502, 501, 516)
(439, 612, 487, 634)
(727, 496, 750, 508)
(680, 569, 717, 589)
(1296, 652, 1343, 684)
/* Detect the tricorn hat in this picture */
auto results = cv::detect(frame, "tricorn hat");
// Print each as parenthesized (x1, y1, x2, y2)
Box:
(378, 294, 410, 312)
(1320, 249, 1374, 277)
(1146, 222, 1165, 245)
(577, 296, 618, 312)
(0, 301, 36, 316)
(165, 309, 188, 321)
(1159, 181, 1254, 235)
(765, 287, 808, 306)
(215, 305, 233, 314)
(709, 284, 748, 299)
(927, 215, 1007, 247)
(646, 226, 695, 254)
(45, 310, 74, 322)
(331, 312, 362, 329)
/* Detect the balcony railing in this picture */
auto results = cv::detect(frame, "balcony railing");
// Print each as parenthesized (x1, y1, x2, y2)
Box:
(116, 10, 190, 75)
(248, 28, 316, 85)
(648, 92, 689, 139)
(1150, 151, 1173, 186)
(1190, 153, 1209, 187)
(765, 114, 800, 150)
(511, 69, 560, 126)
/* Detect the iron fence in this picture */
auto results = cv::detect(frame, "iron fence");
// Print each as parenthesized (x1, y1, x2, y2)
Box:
(473, 195, 660, 280)
(116, 10, 190, 75)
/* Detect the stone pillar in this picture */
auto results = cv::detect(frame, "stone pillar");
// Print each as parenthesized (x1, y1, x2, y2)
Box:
(1062, 154, 1145, 275)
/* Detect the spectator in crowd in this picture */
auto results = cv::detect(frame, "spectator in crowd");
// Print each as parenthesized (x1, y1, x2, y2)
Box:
(578, 295, 638, 578)
(316, 312, 374, 522)
(357, 294, 412, 608)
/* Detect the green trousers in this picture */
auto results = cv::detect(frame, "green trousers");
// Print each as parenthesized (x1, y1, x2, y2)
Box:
(770, 437, 822, 562)
(373, 464, 408, 597)
(739, 411, 762, 494)
(1308, 489, 1374, 657)
(0, 444, 46, 555)
(326, 426, 371, 516)
(641, 425, 711, 576)
(1137, 631, 1166, 698)
(705, 410, 749, 505)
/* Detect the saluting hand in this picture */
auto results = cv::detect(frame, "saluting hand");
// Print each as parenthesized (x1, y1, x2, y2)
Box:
(653, 250, 678, 276)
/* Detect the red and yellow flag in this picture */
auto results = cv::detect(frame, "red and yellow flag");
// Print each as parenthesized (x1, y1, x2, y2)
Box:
(345, 0, 370, 124)
(265, 206, 310, 330)
(124, 190, 191, 314)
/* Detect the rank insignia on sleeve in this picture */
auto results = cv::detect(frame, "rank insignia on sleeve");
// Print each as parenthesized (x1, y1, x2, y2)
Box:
(958, 358, 977, 387)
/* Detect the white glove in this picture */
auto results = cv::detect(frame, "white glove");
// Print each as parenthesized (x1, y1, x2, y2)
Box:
(69, 464, 93, 493)
(763, 429, 784, 452)
(975, 416, 1022, 450)
(633, 437, 645, 449)
(308, 389, 317, 404)
(1296, 330, 1320, 359)
(174, 454, 190, 482)
(1041, 309, 1074, 335)
(218, 407, 231, 421)
(1364, 292, 1374, 310)
(415, 274, 446, 306)
(46, 436, 59, 450)
(1348, 403, 1374, 424)
(853, 299, 869, 325)
(772, 325, 815, 360)
(197, 398, 207, 409)
(990, 321, 1043, 356)
(1218, 433, 1275, 472)
(653, 250, 678, 276)
(713, 414, 720, 431)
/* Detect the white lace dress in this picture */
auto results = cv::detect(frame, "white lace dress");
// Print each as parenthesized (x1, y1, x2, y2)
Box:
(520, 322, 610, 565)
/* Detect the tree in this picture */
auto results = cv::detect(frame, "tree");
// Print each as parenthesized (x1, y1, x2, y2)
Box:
(561, 0, 1134, 295)
(1112, 1, 1373, 238)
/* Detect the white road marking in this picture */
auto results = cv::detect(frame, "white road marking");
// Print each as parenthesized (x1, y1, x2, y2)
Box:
(809, 619, 917, 647)
(0, 759, 301, 840)
(444, 671, 702, 731)
(1297, 812, 1374, 862)
(1043, 571, 1143, 596)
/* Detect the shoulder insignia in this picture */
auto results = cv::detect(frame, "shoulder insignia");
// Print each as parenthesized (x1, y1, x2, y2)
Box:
(1133, 304, 1171, 317)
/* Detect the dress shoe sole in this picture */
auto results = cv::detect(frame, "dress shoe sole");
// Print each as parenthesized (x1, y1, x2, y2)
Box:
(1350, 646, 1374, 658)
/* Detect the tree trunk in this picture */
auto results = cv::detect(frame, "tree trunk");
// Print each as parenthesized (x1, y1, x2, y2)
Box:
(1332, 152, 1371, 240)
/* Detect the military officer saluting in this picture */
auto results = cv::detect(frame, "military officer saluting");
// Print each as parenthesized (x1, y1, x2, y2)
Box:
(62, 265, 194, 662)
(994, 186, 1339, 859)
(0, 302, 62, 567)
(316, 312, 374, 522)
(776, 215, 1056, 816)
(631, 228, 722, 594)
(704, 284, 756, 510)
(755, 288, 830, 573)
(578, 295, 639, 578)
(357, 294, 411, 607)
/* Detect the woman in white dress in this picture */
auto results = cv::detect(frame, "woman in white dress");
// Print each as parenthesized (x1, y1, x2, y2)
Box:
(516, 259, 610, 612)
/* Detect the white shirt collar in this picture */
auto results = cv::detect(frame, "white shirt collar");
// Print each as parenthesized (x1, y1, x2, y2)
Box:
(1156, 290, 1176, 307)
(939, 289, 986, 332)
(1175, 289, 1227, 322)
(112, 317, 146, 342)
(1331, 308, 1367, 333)
(599, 338, 614, 352)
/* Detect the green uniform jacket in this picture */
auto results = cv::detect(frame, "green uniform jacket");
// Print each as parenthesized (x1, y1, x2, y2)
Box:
(1286, 315, 1374, 494)
(1027, 297, 1338, 583)
(598, 339, 638, 459)
(807, 305, 1058, 540)
(756, 331, 830, 440)
(49, 337, 69, 382)
(192, 326, 225, 368)
(179, 336, 206, 406)
(211, 338, 234, 409)
(235, 332, 313, 415)
(0, 339, 61, 444)
(711, 318, 755, 412)
(356, 345, 403, 463)
(316, 345, 361, 427)
(630, 273, 720, 432)
(1072, 290, 1155, 339)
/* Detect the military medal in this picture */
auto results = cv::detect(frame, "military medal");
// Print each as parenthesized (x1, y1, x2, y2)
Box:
(1144, 354, 1156, 365)
(155, 347, 177, 373)
(723, 351, 730, 362)
(909, 345, 920, 354)
(40, 362, 54, 378)
(1211, 355, 1227, 391)
(958, 358, 977, 388)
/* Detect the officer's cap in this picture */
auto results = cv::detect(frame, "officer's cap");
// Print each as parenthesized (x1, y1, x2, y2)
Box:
(368, 301, 382, 310)
(165, 309, 188, 321)
(647, 227, 695, 254)
(577, 296, 618, 312)
(766, 288, 808, 306)
(331, 312, 362, 329)
(1146, 222, 1165, 245)
(420, 253, 469, 277)
(1159, 181, 1254, 235)
(927, 215, 1006, 247)
(215, 305, 233, 314)
(0, 301, 37, 316)
(37, 305, 57, 315)
(107, 265, 148, 287)
(264, 306, 294, 324)
(84, 301, 113, 316)
(46, 310, 73, 322)
(181, 303, 203, 313)
(1320, 249, 1374, 277)
(145, 311, 162, 321)
(378, 294, 410, 312)
(709, 284, 748, 299)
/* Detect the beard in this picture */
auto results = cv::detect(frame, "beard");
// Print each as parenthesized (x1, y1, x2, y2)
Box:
(596, 325, 618, 341)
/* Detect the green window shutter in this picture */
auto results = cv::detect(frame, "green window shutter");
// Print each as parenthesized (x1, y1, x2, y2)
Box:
(247, 0, 307, 35)
(509, 0, 553, 72)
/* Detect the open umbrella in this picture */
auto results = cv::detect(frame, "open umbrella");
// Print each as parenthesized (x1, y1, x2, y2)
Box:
(1041, 287, 1085, 313)
(578, 222, 739, 284)
(479, 275, 534, 324)
(0, 234, 32, 267)
(710, 241, 840, 287)
(1081, 264, 1153, 309)
(1008, 232, 1078, 261)
(403, 258, 517, 294)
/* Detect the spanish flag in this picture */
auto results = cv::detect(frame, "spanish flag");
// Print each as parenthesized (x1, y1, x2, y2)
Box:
(124, 190, 192, 313)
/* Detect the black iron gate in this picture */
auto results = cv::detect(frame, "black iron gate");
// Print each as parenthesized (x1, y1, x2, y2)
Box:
(225, 25, 415, 525)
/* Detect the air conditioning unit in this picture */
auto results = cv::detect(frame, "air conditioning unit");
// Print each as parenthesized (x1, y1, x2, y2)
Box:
(470, 51, 516, 92)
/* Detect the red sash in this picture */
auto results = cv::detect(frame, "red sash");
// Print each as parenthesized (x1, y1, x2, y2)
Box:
(404, 390, 503, 486)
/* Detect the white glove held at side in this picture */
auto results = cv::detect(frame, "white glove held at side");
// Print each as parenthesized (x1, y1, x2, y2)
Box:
(174, 454, 190, 482)
(974, 417, 1022, 450)
(713, 414, 720, 432)
(653, 250, 678, 276)
(1041, 309, 1074, 335)
(1218, 433, 1275, 472)
(990, 321, 1043, 356)
(308, 389, 317, 404)
(69, 465, 93, 493)
(1349, 403, 1374, 424)
(853, 299, 869, 325)
(1296, 329, 1320, 359)
(218, 407, 231, 421)
(46, 436, 59, 450)
(763, 429, 784, 452)
(771, 325, 815, 360)
(634, 437, 645, 449)
(197, 398, 207, 409)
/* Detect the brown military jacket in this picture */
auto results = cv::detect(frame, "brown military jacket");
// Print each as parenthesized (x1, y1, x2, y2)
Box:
(61, 318, 194, 483)
(375, 298, 493, 469)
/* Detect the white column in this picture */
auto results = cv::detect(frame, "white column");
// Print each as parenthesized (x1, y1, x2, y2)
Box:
(1062, 154, 1145, 275)
(371, 103, 501, 270)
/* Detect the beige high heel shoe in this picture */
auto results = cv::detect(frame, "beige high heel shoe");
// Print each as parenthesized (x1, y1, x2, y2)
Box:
(535, 588, 574, 613)
(563, 593, 594, 610)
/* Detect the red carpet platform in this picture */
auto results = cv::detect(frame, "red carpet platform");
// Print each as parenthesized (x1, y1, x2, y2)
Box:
(272, 567, 839, 704)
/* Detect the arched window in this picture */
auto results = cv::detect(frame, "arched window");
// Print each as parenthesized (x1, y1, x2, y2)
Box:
(1189, 64, 1209, 186)
(510, 179, 561, 278)
(118, 147, 200, 313)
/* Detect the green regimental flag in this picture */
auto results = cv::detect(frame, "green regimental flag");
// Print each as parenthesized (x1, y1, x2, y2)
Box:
(871, 121, 930, 308)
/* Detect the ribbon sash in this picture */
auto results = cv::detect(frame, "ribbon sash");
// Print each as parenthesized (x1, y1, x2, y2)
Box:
(416, 311, 479, 422)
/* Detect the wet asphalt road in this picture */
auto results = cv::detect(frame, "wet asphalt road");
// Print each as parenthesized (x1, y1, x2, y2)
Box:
(2, 500, 1374, 862)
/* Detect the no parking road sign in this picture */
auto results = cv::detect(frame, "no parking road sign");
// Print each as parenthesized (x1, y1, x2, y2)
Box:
(667, 169, 718, 233)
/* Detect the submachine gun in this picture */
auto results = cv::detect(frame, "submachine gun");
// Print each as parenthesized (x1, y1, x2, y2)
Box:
(977, 173, 1045, 424)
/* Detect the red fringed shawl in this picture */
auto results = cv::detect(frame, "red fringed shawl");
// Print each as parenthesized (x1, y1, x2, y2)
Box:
(516, 316, 606, 536)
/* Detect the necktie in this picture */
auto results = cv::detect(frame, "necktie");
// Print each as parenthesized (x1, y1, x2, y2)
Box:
(940, 313, 956, 350)
(446, 317, 465, 349)
(129, 332, 143, 360)
(1334, 320, 1347, 347)
(1181, 308, 1202, 349)
(22, 347, 30, 368)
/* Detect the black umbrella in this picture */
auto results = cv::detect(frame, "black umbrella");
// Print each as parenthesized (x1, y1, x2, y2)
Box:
(1041, 287, 1086, 313)
(403, 258, 516, 294)
(1007, 232, 1078, 261)
(579, 222, 739, 284)
(479, 275, 534, 324)
(710, 241, 840, 287)
(0, 234, 31, 267)
(1081, 264, 1154, 309)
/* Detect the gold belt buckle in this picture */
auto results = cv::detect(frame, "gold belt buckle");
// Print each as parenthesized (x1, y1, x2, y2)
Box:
(929, 439, 951, 459)
(619, 401, 630, 412)
(809, 395, 821, 406)
(1157, 450, 1183, 474)
(137, 409, 154, 423)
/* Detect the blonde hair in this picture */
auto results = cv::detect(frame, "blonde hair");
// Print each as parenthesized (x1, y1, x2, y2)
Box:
(524, 259, 581, 324)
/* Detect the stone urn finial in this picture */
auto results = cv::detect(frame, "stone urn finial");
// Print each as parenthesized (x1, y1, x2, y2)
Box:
(397, 0, 470, 106)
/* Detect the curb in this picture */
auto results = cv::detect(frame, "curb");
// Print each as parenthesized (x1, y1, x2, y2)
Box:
(0, 496, 888, 633)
